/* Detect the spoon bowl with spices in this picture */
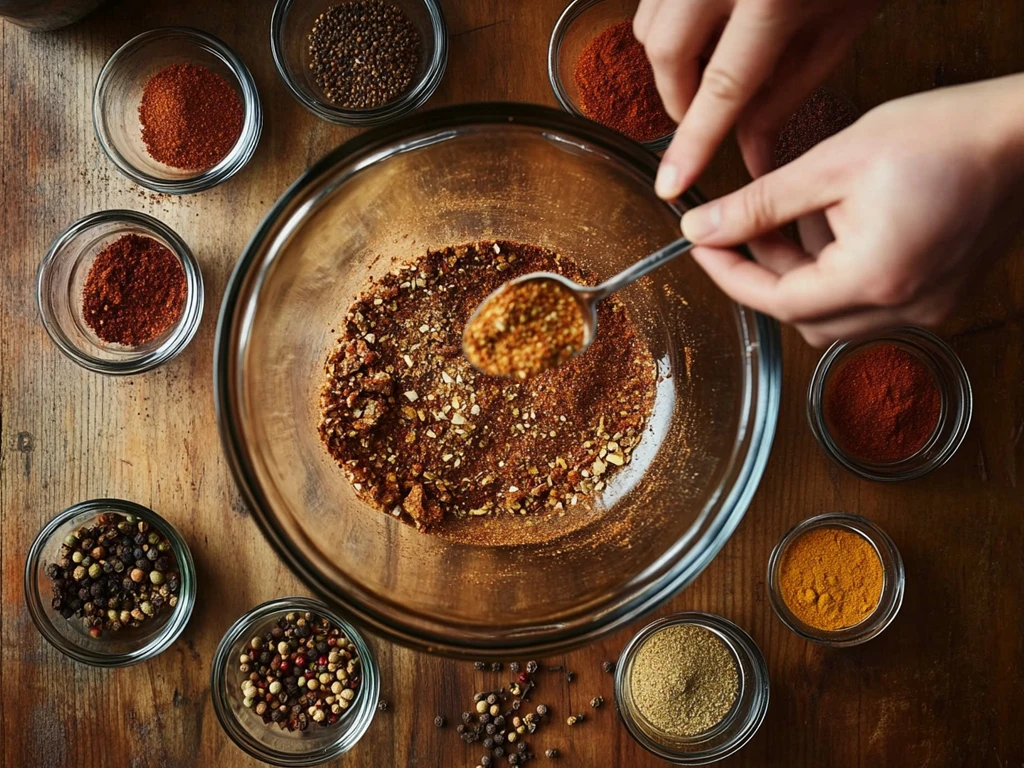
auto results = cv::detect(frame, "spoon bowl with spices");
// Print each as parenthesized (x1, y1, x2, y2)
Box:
(464, 237, 693, 379)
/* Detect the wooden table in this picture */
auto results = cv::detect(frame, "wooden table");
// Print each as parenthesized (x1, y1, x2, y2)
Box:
(3, 1, 1023, 765)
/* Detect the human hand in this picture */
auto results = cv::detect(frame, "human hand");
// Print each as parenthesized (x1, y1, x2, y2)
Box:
(633, 0, 881, 198)
(679, 75, 1024, 346)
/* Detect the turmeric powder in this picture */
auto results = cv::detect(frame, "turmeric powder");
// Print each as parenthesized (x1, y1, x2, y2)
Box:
(779, 527, 884, 631)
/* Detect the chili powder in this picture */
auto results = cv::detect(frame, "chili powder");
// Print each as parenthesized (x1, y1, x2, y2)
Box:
(573, 21, 675, 143)
(774, 87, 859, 168)
(82, 234, 187, 347)
(139, 62, 244, 170)
(824, 344, 941, 463)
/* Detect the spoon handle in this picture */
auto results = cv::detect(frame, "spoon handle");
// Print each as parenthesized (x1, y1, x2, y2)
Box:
(585, 237, 694, 302)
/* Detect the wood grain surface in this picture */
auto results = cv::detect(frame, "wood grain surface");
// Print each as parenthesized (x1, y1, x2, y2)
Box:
(2, 0, 1023, 766)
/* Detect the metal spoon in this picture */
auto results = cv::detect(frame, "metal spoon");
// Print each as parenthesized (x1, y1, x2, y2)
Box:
(464, 236, 694, 374)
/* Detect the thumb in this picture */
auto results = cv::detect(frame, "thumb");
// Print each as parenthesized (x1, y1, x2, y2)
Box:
(681, 143, 842, 246)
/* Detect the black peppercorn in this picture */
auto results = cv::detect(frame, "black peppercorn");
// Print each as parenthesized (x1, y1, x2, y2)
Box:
(475, 661, 486, 670)
(462, 711, 472, 723)
(494, 747, 505, 758)
(484, 738, 494, 750)
(525, 660, 538, 674)
(602, 660, 615, 674)
(434, 715, 445, 728)
(485, 722, 496, 735)
(545, 748, 558, 758)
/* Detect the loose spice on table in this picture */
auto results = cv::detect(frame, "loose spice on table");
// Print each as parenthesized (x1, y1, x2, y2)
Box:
(630, 624, 739, 738)
(45, 513, 181, 637)
(774, 87, 859, 168)
(139, 62, 243, 170)
(824, 343, 941, 463)
(463, 278, 586, 380)
(308, 0, 421, 109)
(778, 527, 884, 631)
(573, 20, 676, 143)
(81, 233, 187, 347)
(318, 241, 656, 536)
(239, 611, 361, 731)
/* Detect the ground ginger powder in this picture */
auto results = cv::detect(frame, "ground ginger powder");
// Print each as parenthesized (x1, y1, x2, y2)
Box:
(779, 527, 884, 631)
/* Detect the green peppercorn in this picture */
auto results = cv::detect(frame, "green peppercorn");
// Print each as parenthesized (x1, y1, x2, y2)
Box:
(88, 563, 102, 579)
(72, 551, 84, 564)
(149, 570, 165, 586)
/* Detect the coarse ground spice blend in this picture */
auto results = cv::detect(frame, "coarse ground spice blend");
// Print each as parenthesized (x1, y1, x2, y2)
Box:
(824, 344, 941, 463)
(630, 624, 739, 737)
(573, 20, 676, 143)
(774, 87, 859, 168)
(778, 527, 884, 631)
(308, 0, 421, 109)
(81, 234, 187, 347)
(463, 277, 586, 380)
(139, 62, 244, 170)
(318, 241, 656, 534)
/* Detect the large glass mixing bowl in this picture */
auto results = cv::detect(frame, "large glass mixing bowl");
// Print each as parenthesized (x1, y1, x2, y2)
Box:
(215, 104, 780, 657)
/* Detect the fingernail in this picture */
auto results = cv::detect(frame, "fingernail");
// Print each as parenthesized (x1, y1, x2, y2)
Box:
(654, 163, 681, 199)
(681, 204, 721, 242)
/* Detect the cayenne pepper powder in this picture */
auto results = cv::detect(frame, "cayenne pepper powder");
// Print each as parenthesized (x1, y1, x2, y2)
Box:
(139, 63, 243, 170)
(82, 234, 187, 347)
(824, 344, 941, 463)
(774, 87, 859, 168)
(573, 21, 675, 143)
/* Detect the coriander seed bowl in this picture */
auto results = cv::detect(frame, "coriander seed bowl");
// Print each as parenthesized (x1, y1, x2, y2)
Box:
(807, 327, 972, 482)
(37, 210, 203, 375)
(615, 613, 770, 764)
(548, 0, 675, 152)
(93, 27, 262, 194)
(211, 597, 379, 766)
(271, 0, 448, 126)
(24, 499, 196, 668)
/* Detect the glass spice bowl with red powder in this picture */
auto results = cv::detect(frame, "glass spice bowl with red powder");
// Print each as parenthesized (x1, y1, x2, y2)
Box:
(37, 210, 204, 375)
(93, 27, 262, 194)
(807, 327, 972, 481)
(548, 0, 676, 150)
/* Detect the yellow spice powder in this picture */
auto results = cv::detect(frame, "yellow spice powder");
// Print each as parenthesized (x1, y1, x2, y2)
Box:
(779, 527, 884, 631)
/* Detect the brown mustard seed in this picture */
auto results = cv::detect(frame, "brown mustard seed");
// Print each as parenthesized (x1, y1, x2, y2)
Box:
(464, 278, 586, 380)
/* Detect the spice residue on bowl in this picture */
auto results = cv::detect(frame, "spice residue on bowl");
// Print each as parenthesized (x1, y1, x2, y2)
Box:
(629, 623, 739, 738)
(308, 0, 422, 109)
(573, 20, 675, 143)
(463, 277, 586, 380)
(139, 62, 244, 170)
(238, 610, 361, 730)
(81, 233, 187, 347)
(44, 512, 181, 638)
(778, 526, 884, 631)
(824, 343, 941, 463)
(318, 240, 656, 534)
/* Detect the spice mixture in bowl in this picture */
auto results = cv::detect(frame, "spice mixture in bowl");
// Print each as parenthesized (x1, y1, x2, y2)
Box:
(807, 326, 972, 481)
(548, 0, 675, 150)
(615, 613, 769, 764)
(37, 210, 203, 375)
(767, 513, 905, 646)
(271, 0, 447, 126)
(24, 499, 196, 667)
(215, 104, 781, 657)
(93, 27, 262, 194)
(211, 597, 379, 766)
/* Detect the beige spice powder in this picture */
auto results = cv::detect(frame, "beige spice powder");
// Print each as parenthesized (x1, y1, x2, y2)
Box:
(630, 624, 739, 737)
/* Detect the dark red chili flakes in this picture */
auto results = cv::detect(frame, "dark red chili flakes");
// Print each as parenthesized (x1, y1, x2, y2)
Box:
(774, 87, 860, 168)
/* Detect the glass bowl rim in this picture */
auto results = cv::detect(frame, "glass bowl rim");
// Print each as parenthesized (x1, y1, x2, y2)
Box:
(614, 611, 770, 764)
(766, 512, 906, 647)
(92, 26, 263, 194)
(270, 0, 449, 126)
(209, 595, 380, 766)
(23, 498, 197, 667)
(36, 209, 205, 376)
(547, 0, 674, 152)
(213, 102, 781, 658)
(806, 326, 972, 481)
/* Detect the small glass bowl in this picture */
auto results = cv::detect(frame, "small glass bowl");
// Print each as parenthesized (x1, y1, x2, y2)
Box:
(807, 326, 972, 481)
(24, 498, 197, 667)
(211, 597, 380, 766)
(615, 612, 769, 764)
(767, 513, 905, 647)
(548, 0, 673, 151)
(271, 0, 448, 126)
(93, 27, 262, 194)
(37, 210, 204, 375)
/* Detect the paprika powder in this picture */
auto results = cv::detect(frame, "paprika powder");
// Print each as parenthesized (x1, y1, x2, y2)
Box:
(573, 21, 675, 143)
(824, 343, 941, 463)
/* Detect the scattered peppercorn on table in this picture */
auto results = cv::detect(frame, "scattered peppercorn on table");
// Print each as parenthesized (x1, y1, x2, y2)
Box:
(3, 1, 1024, 766)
